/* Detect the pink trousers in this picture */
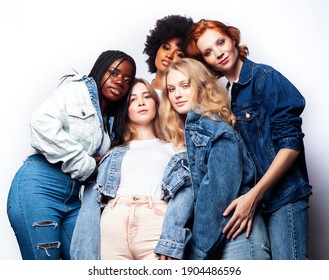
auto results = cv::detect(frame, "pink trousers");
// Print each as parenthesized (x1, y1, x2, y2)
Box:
(100, 195, 168, 260)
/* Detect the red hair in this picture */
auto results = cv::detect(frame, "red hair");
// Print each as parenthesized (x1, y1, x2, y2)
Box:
(186, 19, 249, 63)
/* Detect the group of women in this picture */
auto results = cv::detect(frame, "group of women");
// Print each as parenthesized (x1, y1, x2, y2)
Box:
(7, 15, 312, 260)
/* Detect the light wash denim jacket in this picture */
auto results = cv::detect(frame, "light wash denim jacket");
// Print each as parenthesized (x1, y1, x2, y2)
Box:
(70, 144, 193, 260)
(184, 110, 256, 260)
(230, 58, 312, 212)
(29, 74, 112, 181)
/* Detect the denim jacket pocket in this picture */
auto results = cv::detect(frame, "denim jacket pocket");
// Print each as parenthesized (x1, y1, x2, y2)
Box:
(189, 131, 210, 175)
(235, 103, 260, 123)
(190, 131, 210, 147)
(67, 105, 97, 139)
(235, 102, 263, 146)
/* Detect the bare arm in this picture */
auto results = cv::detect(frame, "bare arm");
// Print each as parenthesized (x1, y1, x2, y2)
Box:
(222, 148, 300, 239)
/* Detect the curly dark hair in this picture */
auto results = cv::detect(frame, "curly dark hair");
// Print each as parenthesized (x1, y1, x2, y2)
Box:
(143, 15, 194, 73)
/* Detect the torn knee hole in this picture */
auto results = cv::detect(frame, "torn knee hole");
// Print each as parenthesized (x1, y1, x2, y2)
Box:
(32, 221, 58, 228)
(37, 242, 61, 257)
(38, 242, 61, 249)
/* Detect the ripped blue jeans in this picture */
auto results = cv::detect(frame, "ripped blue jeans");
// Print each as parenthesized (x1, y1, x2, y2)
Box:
(7, 154, 81, 259)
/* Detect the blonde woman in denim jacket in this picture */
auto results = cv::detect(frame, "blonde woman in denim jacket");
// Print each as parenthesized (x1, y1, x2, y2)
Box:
(160, 58, 270, 260)
(7, 51, 136, 260)
(70, 78, 193, 260)
(186, 19, 312, 259)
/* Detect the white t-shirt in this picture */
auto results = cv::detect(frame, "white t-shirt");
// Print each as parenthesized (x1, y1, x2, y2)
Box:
(116, 138, 176, 198)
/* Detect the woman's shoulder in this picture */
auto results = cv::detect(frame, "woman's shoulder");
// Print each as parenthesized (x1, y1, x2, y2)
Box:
(99, 144, 129, 164)
(247, 58, 280, 76)
(200, 113, 233, 131)
(54, 74, 89, 94)
(186, 110, 220, 128)
(196, 115, 237, 144)
(52, 75, 94, 105)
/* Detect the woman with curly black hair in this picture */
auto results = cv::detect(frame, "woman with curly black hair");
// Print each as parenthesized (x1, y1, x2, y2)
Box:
(143, 15, 194, 95)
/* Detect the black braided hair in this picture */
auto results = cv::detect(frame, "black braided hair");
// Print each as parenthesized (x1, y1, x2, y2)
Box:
(143, 15, 194, 73)
(88, 50, 137, 147)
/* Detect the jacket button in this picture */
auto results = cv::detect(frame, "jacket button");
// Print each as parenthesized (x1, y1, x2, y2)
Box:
(81, 110, 86, 116)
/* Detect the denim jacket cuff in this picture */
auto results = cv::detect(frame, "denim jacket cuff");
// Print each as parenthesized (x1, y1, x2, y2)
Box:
(154, 239, 185, 260)
(161, 173, 191, 201)
(277, 136, 302, 151)
(185, 244, 208, 260)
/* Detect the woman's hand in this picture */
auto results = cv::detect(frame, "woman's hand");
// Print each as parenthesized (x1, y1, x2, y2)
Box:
(93, 155, 102, 163)
(222, 190, 258, 239)
(222, 148, 300, 239)
(158, 254, 175, 260)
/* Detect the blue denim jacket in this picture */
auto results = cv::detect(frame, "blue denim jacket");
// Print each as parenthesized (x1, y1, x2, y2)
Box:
(70, 144, 193, 260)
(230, 58, 312, 212)
(154, 151, 193, 259)
(184, 110, 256, 260)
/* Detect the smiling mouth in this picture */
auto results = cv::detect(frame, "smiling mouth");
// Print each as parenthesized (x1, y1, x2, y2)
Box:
(219, 57, 229, 65)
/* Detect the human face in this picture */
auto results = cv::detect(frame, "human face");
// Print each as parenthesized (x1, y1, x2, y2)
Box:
(128, 82, 157, 126)
(100, 58, 134, 103)
(196, 29, 239, 76)
(166, 69, 193, 115)
(155, 38, 185, 74)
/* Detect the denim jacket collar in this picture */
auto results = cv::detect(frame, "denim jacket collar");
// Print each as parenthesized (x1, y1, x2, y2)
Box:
(236, 58, 253, 86)
(80, 75, 114, 153)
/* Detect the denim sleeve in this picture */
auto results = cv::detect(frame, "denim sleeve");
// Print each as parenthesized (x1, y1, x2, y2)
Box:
(154, 186, 193, 259)
(161, 152, 191, 200)
(70, 183, 101, 260)
(261, 70, 305, 151)
(187, 132, 242, 260)
(155, 152, 193, 259)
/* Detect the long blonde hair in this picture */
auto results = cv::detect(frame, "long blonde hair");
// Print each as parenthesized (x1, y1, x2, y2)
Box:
(160, 58, 236, 146)
(124, 78, 166, 142)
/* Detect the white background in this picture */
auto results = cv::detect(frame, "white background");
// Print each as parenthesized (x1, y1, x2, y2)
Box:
(1, 0, 328, 260)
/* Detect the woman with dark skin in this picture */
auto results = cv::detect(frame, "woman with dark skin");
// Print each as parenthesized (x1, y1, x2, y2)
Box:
(7, 50, 136, 260)
(143, 15, 194, 93)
